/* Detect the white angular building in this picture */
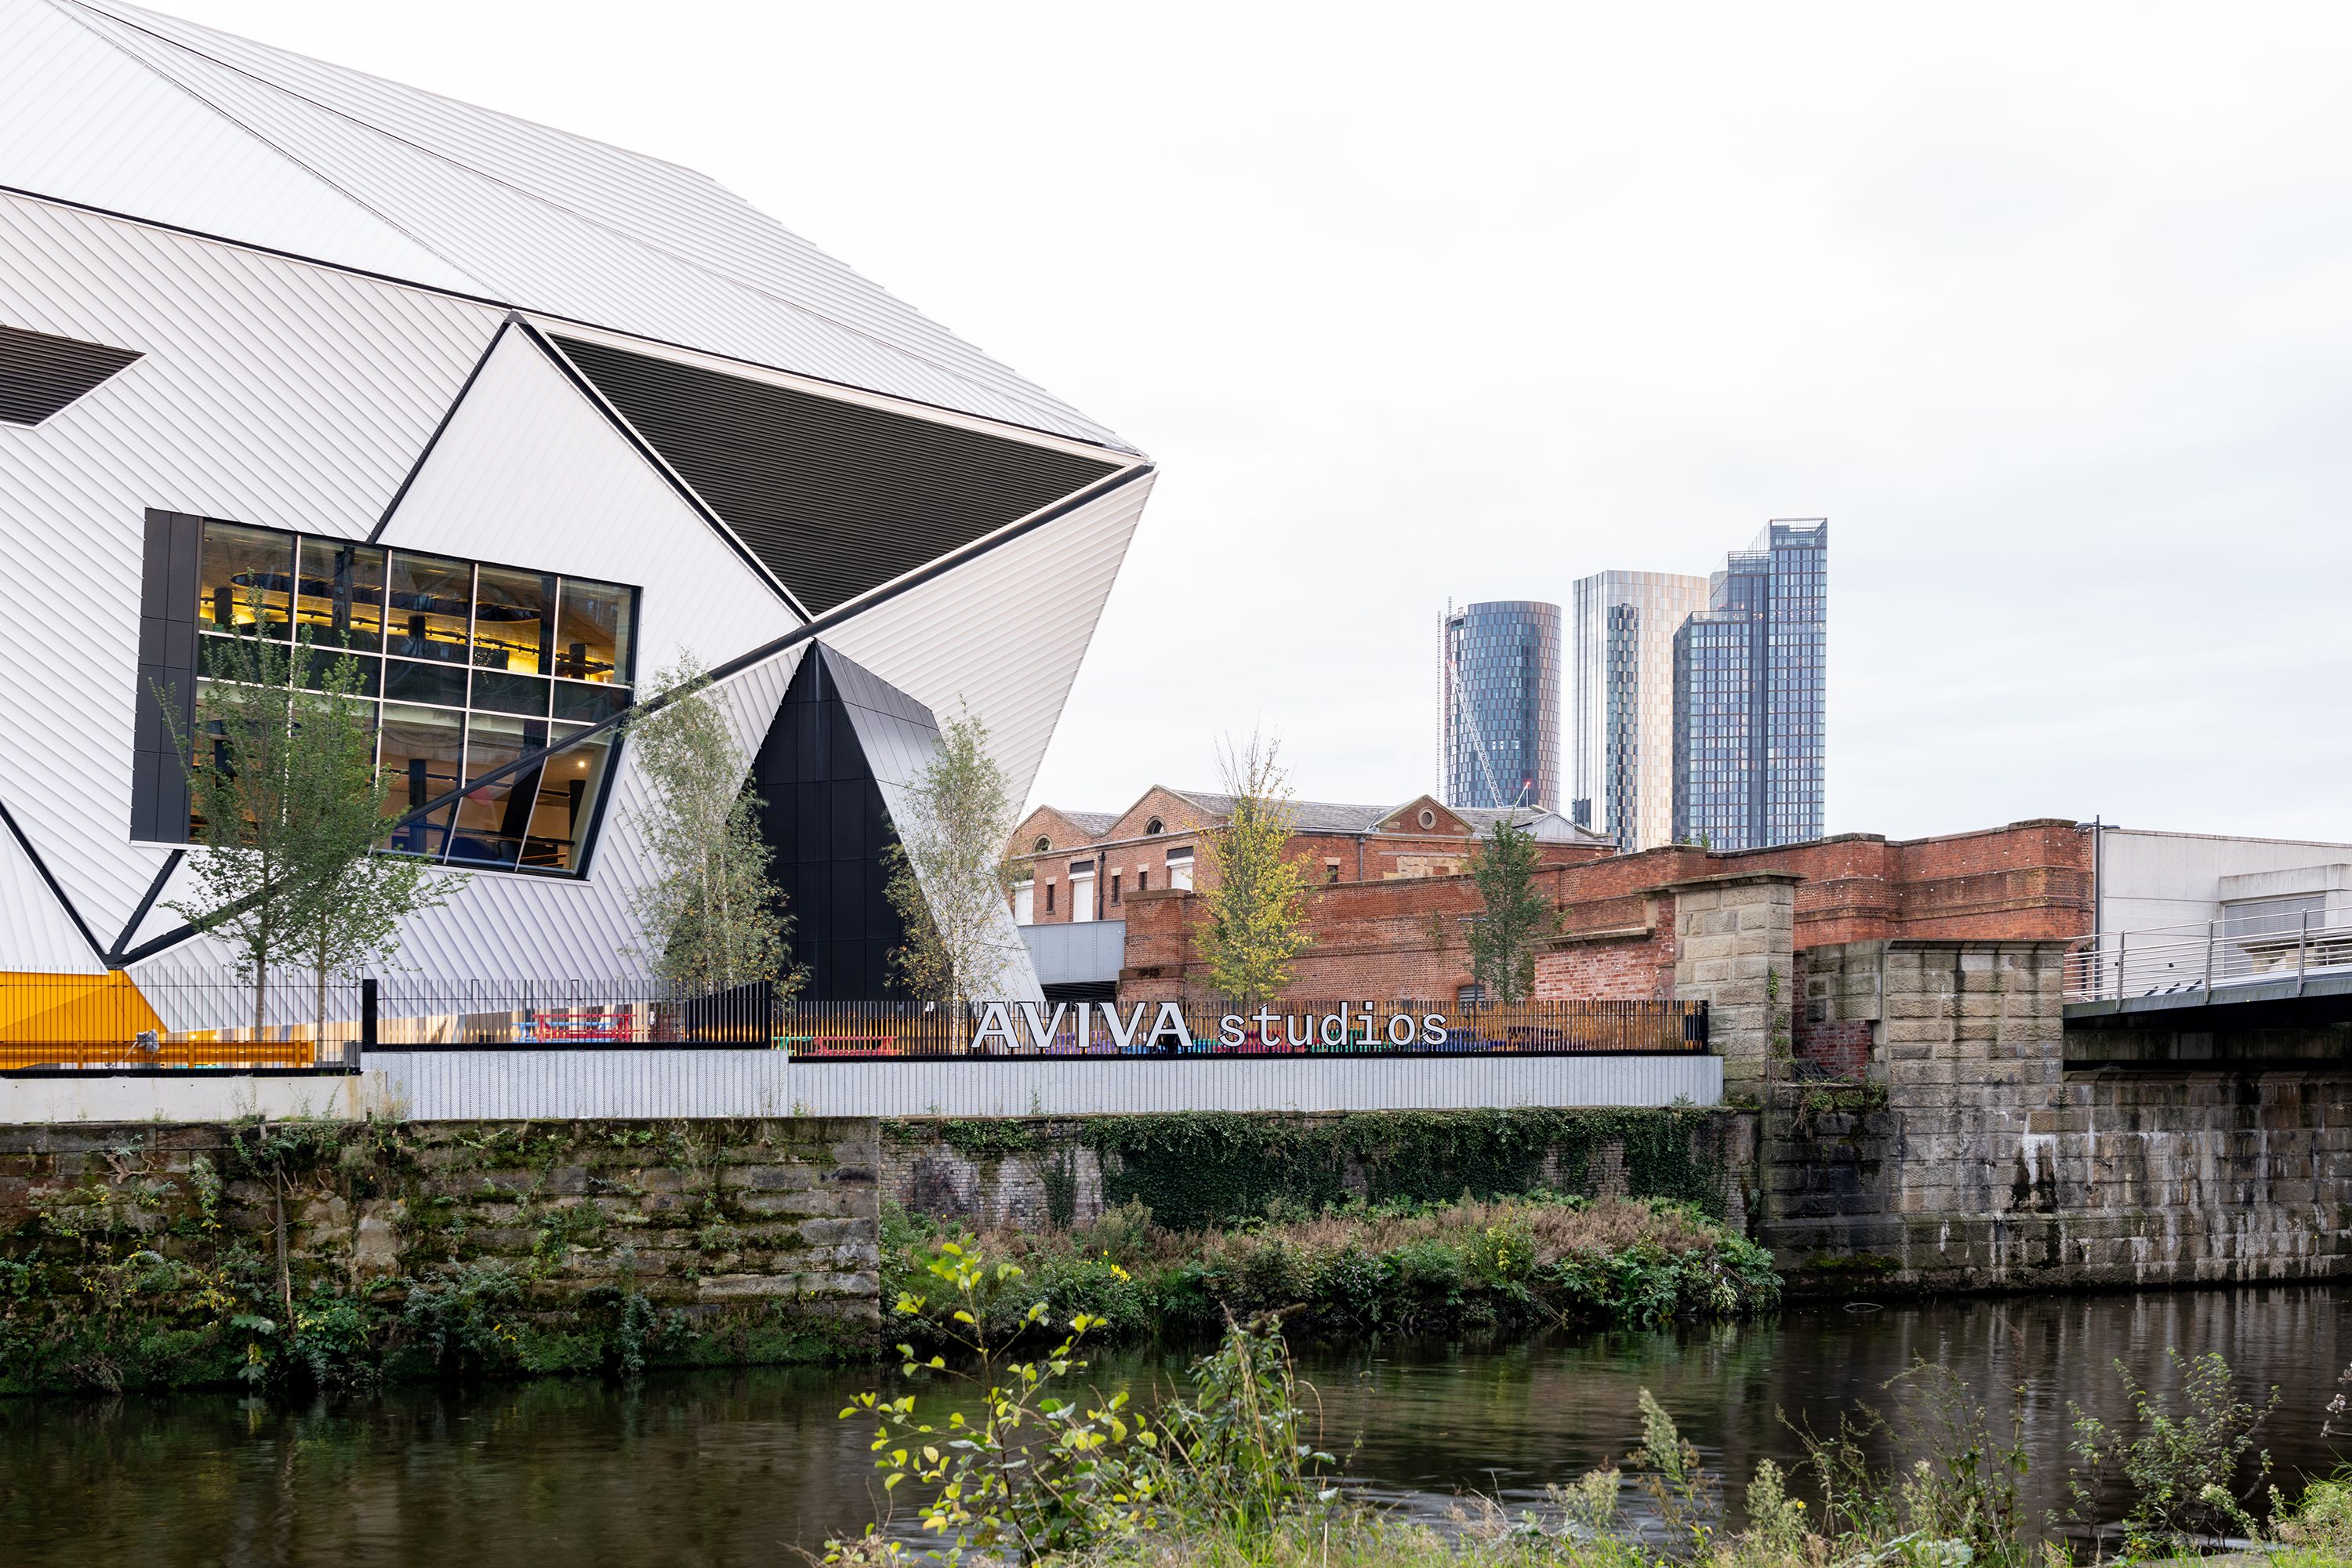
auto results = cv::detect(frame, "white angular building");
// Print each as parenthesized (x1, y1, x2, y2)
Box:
(0, 0, 1152, 1007)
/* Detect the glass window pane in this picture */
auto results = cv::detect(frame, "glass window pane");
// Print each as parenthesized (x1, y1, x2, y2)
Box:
(294, 539, 387, 655)
(554, 578, 633, 683)
(451, 713, 544, 869)
(198, 521, 296, 638)
(383, 658, 468, 708)
(293, 648, 380, 699)
(385, 551, 473, 664)
(378, 704, 463, 858)
(471, 669, 550, 718)
(474, 566, 554, 674)
(552, 681, 630, 724)
(524, 724, 613, 872)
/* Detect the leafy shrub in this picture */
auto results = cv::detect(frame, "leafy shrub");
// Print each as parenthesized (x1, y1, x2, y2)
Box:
(2064, 1348, 2277, 1553)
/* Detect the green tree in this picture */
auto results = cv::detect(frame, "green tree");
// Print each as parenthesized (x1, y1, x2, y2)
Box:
(886, 701, 1024, 1008)
(165, 604, 456, 1035)
(1466, 813, 1558, 1004)
(624, 650, 799, 996)
(1198, 731, 1312, 1007)
(289, 677, 459, 1033)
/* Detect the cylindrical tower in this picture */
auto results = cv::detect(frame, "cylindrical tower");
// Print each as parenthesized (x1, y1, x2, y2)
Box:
(1440, 600, 1562, 811)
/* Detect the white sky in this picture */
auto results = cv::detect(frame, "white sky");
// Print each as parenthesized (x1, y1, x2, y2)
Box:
(165, 0, 2352, 841)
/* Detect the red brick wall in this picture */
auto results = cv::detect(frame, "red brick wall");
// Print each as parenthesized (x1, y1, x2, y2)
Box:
(1534, 924, 1675, 1000)
(1115, 818, 2095, 1005)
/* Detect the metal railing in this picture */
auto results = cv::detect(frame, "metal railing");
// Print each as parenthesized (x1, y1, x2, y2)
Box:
(2064, 908, 2352, 1003)
(2, 972, 1708, 1070)
(0, 970, 363, 1071)
(789, 997, 1707, 1058)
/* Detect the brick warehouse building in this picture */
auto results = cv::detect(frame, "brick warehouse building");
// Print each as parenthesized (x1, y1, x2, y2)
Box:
(1100, 818, 2093, 1066)
(1006, 786, 1611, 925)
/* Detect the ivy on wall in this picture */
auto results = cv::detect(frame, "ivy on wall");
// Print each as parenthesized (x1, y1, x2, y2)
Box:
(1060, 1109, 1733, 1232)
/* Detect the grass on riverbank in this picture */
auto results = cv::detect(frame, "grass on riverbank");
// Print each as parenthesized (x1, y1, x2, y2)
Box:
(882, 1191, 1778, 1348)
(844, 1235, 2352, 1568)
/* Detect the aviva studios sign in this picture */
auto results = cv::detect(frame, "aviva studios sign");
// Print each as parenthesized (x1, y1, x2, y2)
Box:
(969, 1001, 1457, 1054)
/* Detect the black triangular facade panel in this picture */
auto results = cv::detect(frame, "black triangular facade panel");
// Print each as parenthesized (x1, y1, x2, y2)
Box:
(0, 322, 140, 426)
(754, 644, 939, 1000)
(555, 336, 1119, 615)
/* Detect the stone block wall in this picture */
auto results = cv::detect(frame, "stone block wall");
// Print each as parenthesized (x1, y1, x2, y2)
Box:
(0, 1117, 881, 1388)
(1668, 872, 1800, 1099)
(881, 1111, 1760, 1234)
(1764, 939, 2352, 1291)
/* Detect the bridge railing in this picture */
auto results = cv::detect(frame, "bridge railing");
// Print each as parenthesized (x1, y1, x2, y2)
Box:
(2064, 908, 2352, 1002)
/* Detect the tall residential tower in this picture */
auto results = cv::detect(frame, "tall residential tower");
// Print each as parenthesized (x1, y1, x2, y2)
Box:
(1671, 520, 1828, 851)
(1440, 601, 1562, 811)
(1570, 571, 1711, 851)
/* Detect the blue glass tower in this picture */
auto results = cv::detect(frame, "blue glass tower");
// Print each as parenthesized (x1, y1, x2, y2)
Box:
(1671, 521, 1827, 849)
(1442, 601, 1561, 811)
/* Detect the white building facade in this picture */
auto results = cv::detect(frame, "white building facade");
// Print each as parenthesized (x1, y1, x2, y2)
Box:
(0, 0, 1151, 1015)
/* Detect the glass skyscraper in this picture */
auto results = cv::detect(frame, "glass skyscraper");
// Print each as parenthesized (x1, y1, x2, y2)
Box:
(1440, 601, 1561, 811)
(1570, 570, 1711, 851)
(1671, 519, 1828, 850)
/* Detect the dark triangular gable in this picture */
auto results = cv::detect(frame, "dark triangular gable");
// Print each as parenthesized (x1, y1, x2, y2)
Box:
(553, 336, 1120, 616)
(753, 643, 941, 1000)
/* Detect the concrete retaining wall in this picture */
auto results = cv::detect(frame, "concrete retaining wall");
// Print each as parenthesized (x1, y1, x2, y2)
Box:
(0, 1071, 394, 1124)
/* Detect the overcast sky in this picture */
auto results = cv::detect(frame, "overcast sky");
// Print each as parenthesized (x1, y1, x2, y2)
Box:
(169, 0, 2352, 841)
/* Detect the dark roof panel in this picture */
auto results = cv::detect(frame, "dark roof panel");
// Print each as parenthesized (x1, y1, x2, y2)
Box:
(0, 322, 140, 426)
(554, 335, 1120, 615)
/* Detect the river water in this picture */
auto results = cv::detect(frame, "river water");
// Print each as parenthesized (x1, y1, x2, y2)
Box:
(2, 1284, 2346, 1566)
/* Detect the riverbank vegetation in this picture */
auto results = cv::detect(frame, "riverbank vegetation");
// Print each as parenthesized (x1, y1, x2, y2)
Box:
(882, 1191, 1780, 1348)
(0, 1119, 867, 1396)
(843, 1237, 2352, 1568)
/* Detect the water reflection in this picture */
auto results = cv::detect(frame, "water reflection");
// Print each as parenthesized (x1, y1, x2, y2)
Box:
(0, 1286, 2343, 1566)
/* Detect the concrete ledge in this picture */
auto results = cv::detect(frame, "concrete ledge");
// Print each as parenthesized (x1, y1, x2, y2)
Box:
(0, 1071, 393, 1124)
(788, 1054, 1722, 1116)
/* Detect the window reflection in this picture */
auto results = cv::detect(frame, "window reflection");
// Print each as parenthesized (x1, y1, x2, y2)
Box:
(474, 566, 554, 674)
(179, 521, 634, 879)
(554, 578, 633, 683)
(386, 551, 473, 664)
(524, 725, 612, 871)
(378, 704, 463, 858)
(451, 713, 544, 869)
(198, 522, 296, 637)
(294, 539, 386, 654)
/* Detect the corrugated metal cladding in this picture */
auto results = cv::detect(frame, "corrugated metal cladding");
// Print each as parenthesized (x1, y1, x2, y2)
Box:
(8, 0, 1132, 447)
(372, 1051, 794, 1120)
(0, 321, 140, 424)
(786, 1054, 1725, 1117)
(826, 474, 1154, 808)
(553, 335, 1121, 615)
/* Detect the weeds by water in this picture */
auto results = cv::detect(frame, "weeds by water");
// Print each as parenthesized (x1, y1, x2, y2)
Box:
(837, 1235, 2350, 1568)
(880, 1193, 1778, 1351)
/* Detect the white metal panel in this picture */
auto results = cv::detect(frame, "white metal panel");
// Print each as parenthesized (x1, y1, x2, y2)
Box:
(825, 475, 1154, 809)
(0, 822, 103, 972)
(117, 330, 805, 979)
(0, 0, 485, 294)
(380, 325, 799, 665)
(372, 1050, 793, 1120)
(369, 326, 801, 979)
(0, 194, 505, 946)
(785, 1054, 1724, 1117)
(41, 0, 1127, 448)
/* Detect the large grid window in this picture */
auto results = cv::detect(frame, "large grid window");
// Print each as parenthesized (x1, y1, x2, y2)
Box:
(181, 519, 637, 877)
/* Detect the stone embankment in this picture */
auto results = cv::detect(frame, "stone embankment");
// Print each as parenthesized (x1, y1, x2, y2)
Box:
(0, 1116, 877, 1393)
